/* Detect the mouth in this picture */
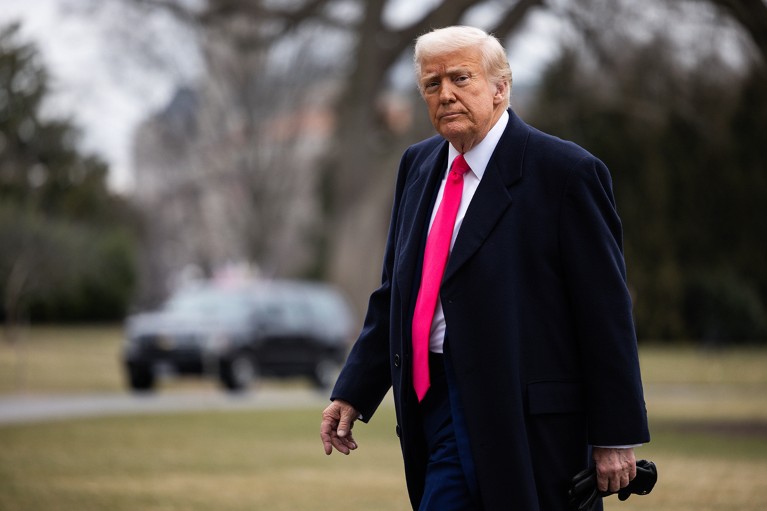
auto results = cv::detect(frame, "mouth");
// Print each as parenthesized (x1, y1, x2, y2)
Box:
(439, 111, 464, 121)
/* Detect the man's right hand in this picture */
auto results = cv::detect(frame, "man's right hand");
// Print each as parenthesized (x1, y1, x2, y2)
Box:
(321, 399, 360, 455)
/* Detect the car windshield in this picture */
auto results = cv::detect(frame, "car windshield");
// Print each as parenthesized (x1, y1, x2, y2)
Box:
(164, 287, 253, 321)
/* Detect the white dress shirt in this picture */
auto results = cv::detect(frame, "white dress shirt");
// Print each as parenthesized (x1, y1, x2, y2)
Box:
(427, 110, 509, 353)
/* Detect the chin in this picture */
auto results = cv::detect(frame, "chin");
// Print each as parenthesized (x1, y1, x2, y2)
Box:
(441, 128, 474, 147)
(439, 123, 468, 138)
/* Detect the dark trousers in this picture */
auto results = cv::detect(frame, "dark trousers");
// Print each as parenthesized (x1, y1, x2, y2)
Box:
(418, 352, 482, 511)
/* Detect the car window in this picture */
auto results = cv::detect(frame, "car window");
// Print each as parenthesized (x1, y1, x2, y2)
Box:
(164, 288, 253, 321)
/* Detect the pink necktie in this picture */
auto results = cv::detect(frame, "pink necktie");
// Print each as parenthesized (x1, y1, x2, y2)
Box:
(412, 154, 470, 401)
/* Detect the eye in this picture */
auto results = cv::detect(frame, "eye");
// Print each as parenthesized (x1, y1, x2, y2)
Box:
(455, 74, 470, 84)
(423, 81, 440, 92)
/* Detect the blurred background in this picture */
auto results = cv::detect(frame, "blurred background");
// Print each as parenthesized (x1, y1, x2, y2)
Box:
(1, 0, 766, 341)
(0, 0, 766, 510)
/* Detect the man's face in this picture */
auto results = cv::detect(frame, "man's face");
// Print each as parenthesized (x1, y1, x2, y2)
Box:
(419, 47, 507, 153)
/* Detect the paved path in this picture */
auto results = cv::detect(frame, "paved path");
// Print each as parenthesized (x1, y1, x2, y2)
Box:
(0, 387, 330, 425)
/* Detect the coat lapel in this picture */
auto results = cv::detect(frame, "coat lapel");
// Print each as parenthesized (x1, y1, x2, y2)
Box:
(395, 141, 449, 312)
(443, 110, 529, 283)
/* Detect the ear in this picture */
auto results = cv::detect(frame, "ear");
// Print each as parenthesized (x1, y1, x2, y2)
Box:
(493, 80, 508, 105)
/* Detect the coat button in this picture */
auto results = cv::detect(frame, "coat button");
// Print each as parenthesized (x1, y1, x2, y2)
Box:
(396, 425, 401, 438)
(394, 354, 401, 367)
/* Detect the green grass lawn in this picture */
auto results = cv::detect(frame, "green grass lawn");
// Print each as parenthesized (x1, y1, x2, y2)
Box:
(0, 325, 126, 394)
(1, 327, 766, 510)
(0, 407, 411, 511)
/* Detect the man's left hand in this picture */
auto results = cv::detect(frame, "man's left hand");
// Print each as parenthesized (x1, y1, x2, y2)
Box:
(592, 447, 636, 493)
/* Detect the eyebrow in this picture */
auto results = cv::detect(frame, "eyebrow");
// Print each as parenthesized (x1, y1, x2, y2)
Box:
(421, 65, 474, 84)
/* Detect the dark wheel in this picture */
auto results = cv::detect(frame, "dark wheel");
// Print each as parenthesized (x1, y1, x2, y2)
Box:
(219, 352, 258, 392)
(126, 362, 155, 392)
(311, 357, 341, 389)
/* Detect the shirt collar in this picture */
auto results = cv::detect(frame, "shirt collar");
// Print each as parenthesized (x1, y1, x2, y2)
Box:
(447, 109, 509, 180)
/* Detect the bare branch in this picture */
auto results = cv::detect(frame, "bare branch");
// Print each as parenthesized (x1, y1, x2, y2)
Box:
(489, 0, 546, 39)
(704, 0, 767, 61)
(128, 0, 201, 23)
(200, 0, 334, 27)
(128, 0, 345, 51)
(391, 0, 479, 54)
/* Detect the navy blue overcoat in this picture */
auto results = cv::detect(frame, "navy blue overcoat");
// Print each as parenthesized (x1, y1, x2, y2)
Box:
(331, 110, 650, 510)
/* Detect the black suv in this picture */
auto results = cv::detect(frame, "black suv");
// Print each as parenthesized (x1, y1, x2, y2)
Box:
(122, 280, 355, 392)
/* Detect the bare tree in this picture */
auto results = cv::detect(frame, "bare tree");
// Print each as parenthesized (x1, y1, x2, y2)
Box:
(116, 0, 544, 309)
(131, 16, 333, 304)
(107, 0, 766, 313)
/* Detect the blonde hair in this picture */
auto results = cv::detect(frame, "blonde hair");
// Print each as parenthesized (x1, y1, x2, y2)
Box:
(414, 25, 512, 104)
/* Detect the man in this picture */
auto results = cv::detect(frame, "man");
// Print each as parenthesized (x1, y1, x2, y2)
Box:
(321, 25, 649, 511)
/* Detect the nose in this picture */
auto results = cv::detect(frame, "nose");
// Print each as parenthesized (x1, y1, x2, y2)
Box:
(439, 80, 456, 103)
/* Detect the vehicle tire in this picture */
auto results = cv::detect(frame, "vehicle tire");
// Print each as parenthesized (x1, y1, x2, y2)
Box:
(311, 357, 341, 390)
(219, 352, 258, 392)
(127, 362, 155, 392)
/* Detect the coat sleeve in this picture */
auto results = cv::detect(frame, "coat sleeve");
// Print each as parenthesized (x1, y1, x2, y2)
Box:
(329, 148, 413, 422)
(558, 155, 650, 446)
